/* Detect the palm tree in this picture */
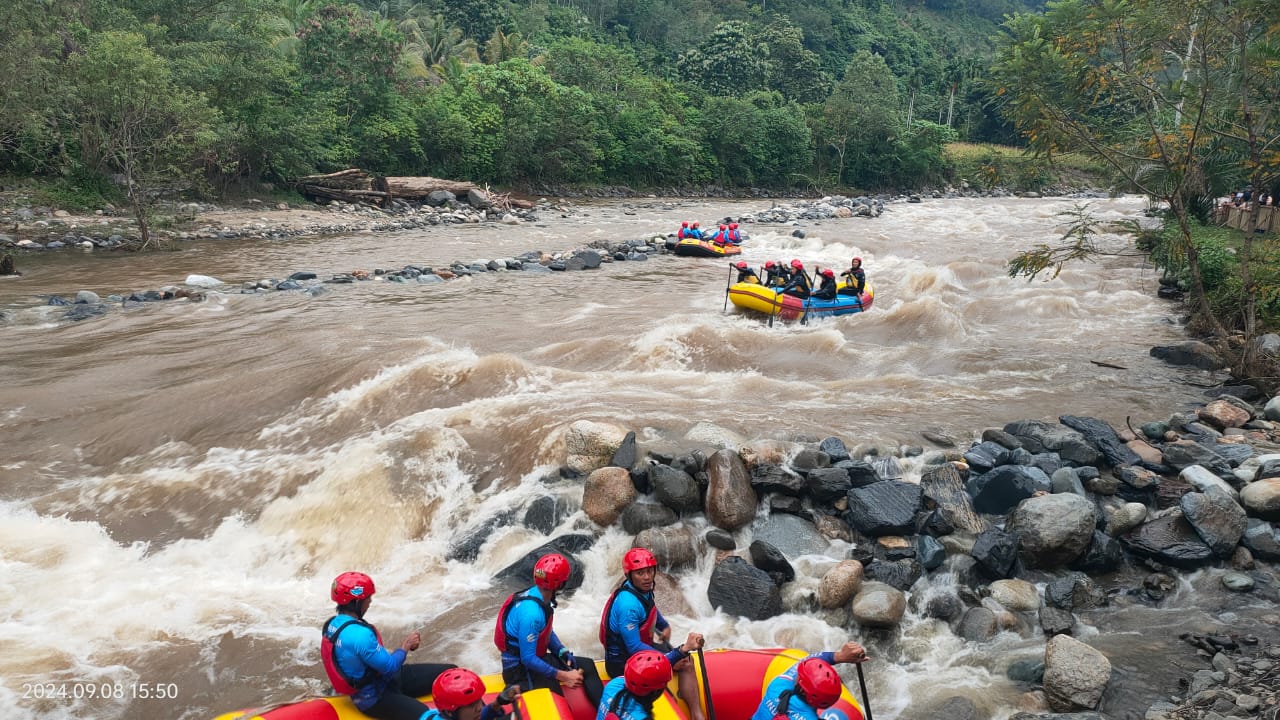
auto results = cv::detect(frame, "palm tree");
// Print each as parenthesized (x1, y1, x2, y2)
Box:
(264, 0, 322, 56)
(401, 13, 478, 82)
(482, 28, 529, 64)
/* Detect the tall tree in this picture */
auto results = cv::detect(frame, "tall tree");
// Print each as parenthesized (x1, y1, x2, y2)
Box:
(66, 31, 216, 247)
(991, 0, 1232, 336)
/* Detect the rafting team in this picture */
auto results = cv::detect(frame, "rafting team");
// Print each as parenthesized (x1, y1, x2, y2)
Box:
(733, 257, 867, 302)
(323, 549, 868, 720)
(677, 222, 744, 246)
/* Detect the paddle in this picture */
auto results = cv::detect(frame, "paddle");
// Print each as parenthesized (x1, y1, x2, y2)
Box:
(723, 263, 734, 313)
(800, 265, 817, 325)
(855, 660, 873, 720)
(695, 648, 717, 720)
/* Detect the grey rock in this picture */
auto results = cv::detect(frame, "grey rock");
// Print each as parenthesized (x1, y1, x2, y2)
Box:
(1180, 488, 1247, 556)
(621, 501, 678, 534)
(968, 465, 1052, 514)
(1004, 419, 1103, 466)
(957, 606, 998, 641)
(707, 556, 782, 620)
(844, 481, 922, 536)
(1060, 414, 1142, 468)
(1241, 519, 1280, 561)
(1149, 340, 1222, 369)
(972, 526, 1020, 578)
(748, 540, 796, 584)
(705, 528, 736, 551)
(1122, 514, 1215, 568)
(650, 464, 701, 514)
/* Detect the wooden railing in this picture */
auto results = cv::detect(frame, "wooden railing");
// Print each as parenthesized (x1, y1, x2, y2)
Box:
(1219, 204, 1279, 233)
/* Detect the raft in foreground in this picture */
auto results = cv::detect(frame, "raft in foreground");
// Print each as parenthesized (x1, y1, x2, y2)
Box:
(727, 281, 875, 321)
(212, 648, 865, 720)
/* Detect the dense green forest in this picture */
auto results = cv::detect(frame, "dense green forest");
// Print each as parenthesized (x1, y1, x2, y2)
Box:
(0, 0, 1049, 202)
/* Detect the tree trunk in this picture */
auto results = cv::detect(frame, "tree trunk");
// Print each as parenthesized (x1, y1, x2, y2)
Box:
(297, 168, 371, 190)
(374, 176, 482, 199)
(907, 89, 916, 127)
(946, 83, 957, 127)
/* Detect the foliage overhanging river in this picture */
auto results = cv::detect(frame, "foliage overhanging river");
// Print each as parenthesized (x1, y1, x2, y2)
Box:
(1, 196, 1269, 720)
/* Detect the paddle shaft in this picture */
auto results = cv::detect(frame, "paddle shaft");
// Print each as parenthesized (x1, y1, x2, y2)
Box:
(800, 265, 817, 325)
(723, 264, 734, 312)
(696, 649, 717, 720)
(855, 661, 873, 720)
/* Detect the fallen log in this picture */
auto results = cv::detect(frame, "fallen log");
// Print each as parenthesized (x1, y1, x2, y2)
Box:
(298, 184, 389, 207)
(375, 176, 481, 199)
(296, 168, 371, 190)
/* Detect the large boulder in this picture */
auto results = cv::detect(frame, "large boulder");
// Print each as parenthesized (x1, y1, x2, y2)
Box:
(621, 501, 678, 534)
(1162, 441, 1233, 476)
(850, 582, 906, 628)
(805, 467, 851, 503)
(705, 449, 757, 530)
(707, 556, 781, 620)
(1180, 487, 1247, 556)
(844, 480, 922, 536)
(1241, 519, 1280, 561)
(752, 513, 830, 557)
(817, 560, 864, 609)
(1007, 494, 1098, 568)
(1043, 635, 1112, 711)
(1197, 400, 1251, 430)
(972, 527, 1020, 578)
(748, 540, 795, 584)
(582, 466, 637, 526)
(495, 536, 594, 589)
(650, 464, 702, 513)
(1241, 478, 1280, 520)
(1070, 531, 1123, 574)
(957, 607, 998, 642)
(1121, 513, 1214, 568)
(989, 579, 1040, 612)
(1003, 420, 1103, 466)
(967, 465, 1052, 515)
(1058, 415, 1141, 468)
(1149, 340, 1221, 370)
(635, 525, 697, 569)
(565, 420, 630, 474)
(921, 462, 988, 533)
(1044, 573, 1104, 611)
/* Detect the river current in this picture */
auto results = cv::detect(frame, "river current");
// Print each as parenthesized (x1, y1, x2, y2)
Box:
(0, 196, 1264, 720)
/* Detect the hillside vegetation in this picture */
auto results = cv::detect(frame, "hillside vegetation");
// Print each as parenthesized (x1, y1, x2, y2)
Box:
(1, 0, 1059, 206)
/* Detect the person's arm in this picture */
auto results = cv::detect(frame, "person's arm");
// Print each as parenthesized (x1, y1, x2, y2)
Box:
(349, 625, 408, 677)
(664, 632, 704, 666)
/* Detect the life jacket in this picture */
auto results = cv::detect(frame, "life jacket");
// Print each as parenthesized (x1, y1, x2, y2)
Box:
(321, 615, 382, 695)
(494, 587, 554, 657)
(737, 270, 760, 284)
(677, 228, 688, 239)
(772, 688, 798, 720)
(598, 583, 658, 654)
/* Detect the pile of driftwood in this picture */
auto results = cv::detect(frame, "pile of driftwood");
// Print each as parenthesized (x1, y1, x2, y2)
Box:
(295, 169, 533, 210)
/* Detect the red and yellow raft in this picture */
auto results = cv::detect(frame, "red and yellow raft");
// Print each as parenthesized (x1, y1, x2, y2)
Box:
(212, 648, 865, 720)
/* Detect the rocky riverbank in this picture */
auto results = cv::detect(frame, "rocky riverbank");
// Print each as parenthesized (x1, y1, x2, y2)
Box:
(479, 391, 1280, 720)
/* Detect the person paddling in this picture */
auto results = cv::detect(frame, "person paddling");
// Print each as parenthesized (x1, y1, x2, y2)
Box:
(734, 261, 760, 284)
(750, 642, 868, 720)
(780, 259, 812, 299)
(321, 572, 456, 720)
(838, 258, 865, 297)
(496, 554, 603, 704)
(600, 548, 707, 720)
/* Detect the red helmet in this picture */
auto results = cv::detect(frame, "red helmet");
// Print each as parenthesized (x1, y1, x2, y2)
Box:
(821, 269, 834, 278)
(851, 257, 862, 266)
(331, 572, 375, 604)
(623, 547, 658, 573)
(765, 261, 776, 269)
(791, 259, 804, 269)
(719, 224, 727, 230)
(681, 222, 688, 227)
(624, 650, 672, 695)
(796, 658, 843, 709)
(730, 223, 739, 229)
(692, 222, 700, 227)
(432, 668, 486, 712)
(533, 553, 571, 592)
(734, 261, 748, 270)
